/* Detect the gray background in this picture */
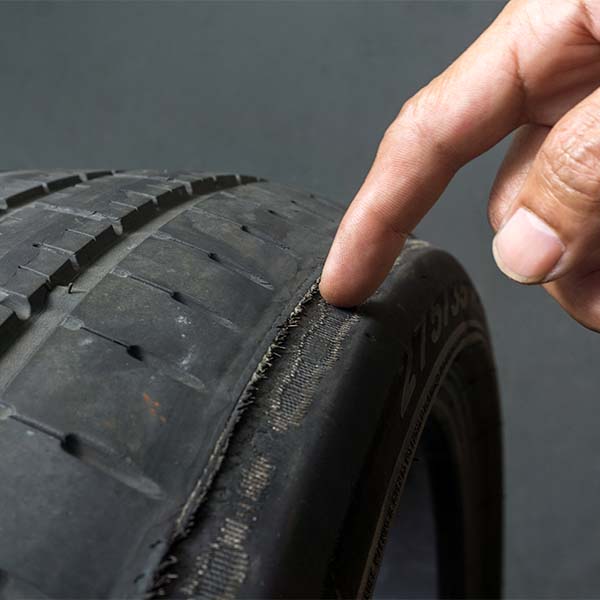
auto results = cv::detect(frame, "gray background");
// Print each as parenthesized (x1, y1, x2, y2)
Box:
(1, 1, 598, 596)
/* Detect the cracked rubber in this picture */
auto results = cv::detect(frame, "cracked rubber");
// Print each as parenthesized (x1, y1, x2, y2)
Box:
(0, 170, 502, 599)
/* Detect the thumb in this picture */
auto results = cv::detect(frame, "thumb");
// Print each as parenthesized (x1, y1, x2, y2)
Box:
(492, 87, 600, 285)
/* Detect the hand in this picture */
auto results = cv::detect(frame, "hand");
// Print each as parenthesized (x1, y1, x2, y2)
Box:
(319, 0, 600, 331)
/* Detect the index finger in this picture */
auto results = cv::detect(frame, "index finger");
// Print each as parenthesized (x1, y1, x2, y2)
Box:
(319, 1, 527, 306)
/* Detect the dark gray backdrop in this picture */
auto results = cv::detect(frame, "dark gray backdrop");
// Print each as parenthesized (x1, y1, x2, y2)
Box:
(1, 1, 598, 596)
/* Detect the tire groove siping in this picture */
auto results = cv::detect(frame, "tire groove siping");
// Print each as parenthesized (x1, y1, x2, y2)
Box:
(37, 201, 113, 222)
(257, 186, 338, 224)
(188, 205, 300, 257)
(75, 323, 209, 395)
(111, 267, 241, 332)
(0, 398, 166, 500)
(154, 231, 274, 290)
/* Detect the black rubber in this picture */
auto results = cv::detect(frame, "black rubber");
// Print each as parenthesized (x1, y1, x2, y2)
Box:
(0, 170, 502, 599)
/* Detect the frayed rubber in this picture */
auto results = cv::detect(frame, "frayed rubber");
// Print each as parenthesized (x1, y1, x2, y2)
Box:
(147, 278, 322, 598)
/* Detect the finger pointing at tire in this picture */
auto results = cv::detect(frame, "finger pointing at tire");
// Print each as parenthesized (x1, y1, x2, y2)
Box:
(319, 0, 526, 307)
(319, 0, 600, 331)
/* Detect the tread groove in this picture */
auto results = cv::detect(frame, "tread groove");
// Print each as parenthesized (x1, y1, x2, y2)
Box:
(61, 433, 165, 500)
(170, 291, 241, 332)
(37, 201, 114, 222)
(0, 170, 117, 221)
(75, 323, 209, 395)
(18, 264, 51, 282)
(259, 187, 338, 223)
(126, 345, 208, 394)
(0, 401, 165, 501)
(0, 174, 258, 399)
(152, 232, 273, 290)
(218, 189, 326, 235)
(37, 242, 80, 260)
(189, 206, 299, 257)
(65, 228, 97, 240)
(111, 267, 240, 332)
(0, 403, 64, 441)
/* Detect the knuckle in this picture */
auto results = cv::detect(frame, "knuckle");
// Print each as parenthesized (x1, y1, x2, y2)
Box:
(398, 91, 438, 143)
(382, 95, 428, 146)
(380, 119, 403, 151)
(540, 118, 600, 210)
(383, 86, 460, 170)
(398, 92, 430, 125)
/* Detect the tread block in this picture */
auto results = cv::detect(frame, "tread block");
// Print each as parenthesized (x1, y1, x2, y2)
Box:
(61, 217, 119, 248)
(0, 181, 45, 210)
(0, 417, 165, 599)
(118, 236, 273, 328)
(0, 171, 114, 211)
(233, 183, 340, 232)
(2, 326, 227, 499)
(0, 207, 71, 262)
(74, 274, 240, 386)
(0, 268, 49, 315)
(161, 208, 298, 288)
(20, 248, 77, 286)
(36, 178, 189, 231)
(101, 199, 157, 231)
(198, 188, 329, 252)
(42, 229, 109, 268)
(260, 181, 343, 221)
(120, 178, 190, 210)
(167, 172, 261, 195)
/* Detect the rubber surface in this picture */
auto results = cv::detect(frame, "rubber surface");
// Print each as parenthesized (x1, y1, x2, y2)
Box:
(0, 171, 502, 599)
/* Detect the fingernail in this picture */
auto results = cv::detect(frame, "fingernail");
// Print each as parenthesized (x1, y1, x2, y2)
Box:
(492, 207, 565, 283)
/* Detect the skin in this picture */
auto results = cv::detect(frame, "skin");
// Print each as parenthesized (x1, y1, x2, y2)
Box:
(319, 0, 600, 332)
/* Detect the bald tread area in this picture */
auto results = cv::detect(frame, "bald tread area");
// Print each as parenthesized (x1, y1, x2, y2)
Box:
(0, 170, 341, 599)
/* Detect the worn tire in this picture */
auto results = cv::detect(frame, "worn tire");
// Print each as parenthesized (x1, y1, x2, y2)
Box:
(0, 170, 502, 599)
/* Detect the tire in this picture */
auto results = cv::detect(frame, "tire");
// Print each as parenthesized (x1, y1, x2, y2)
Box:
(0, 170, 502, 599)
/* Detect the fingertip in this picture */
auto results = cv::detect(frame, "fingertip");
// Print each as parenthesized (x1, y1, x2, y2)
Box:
(319, 218, 407, 308)
(318, 278, 366, 308)
(319, 261, 368, 308)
